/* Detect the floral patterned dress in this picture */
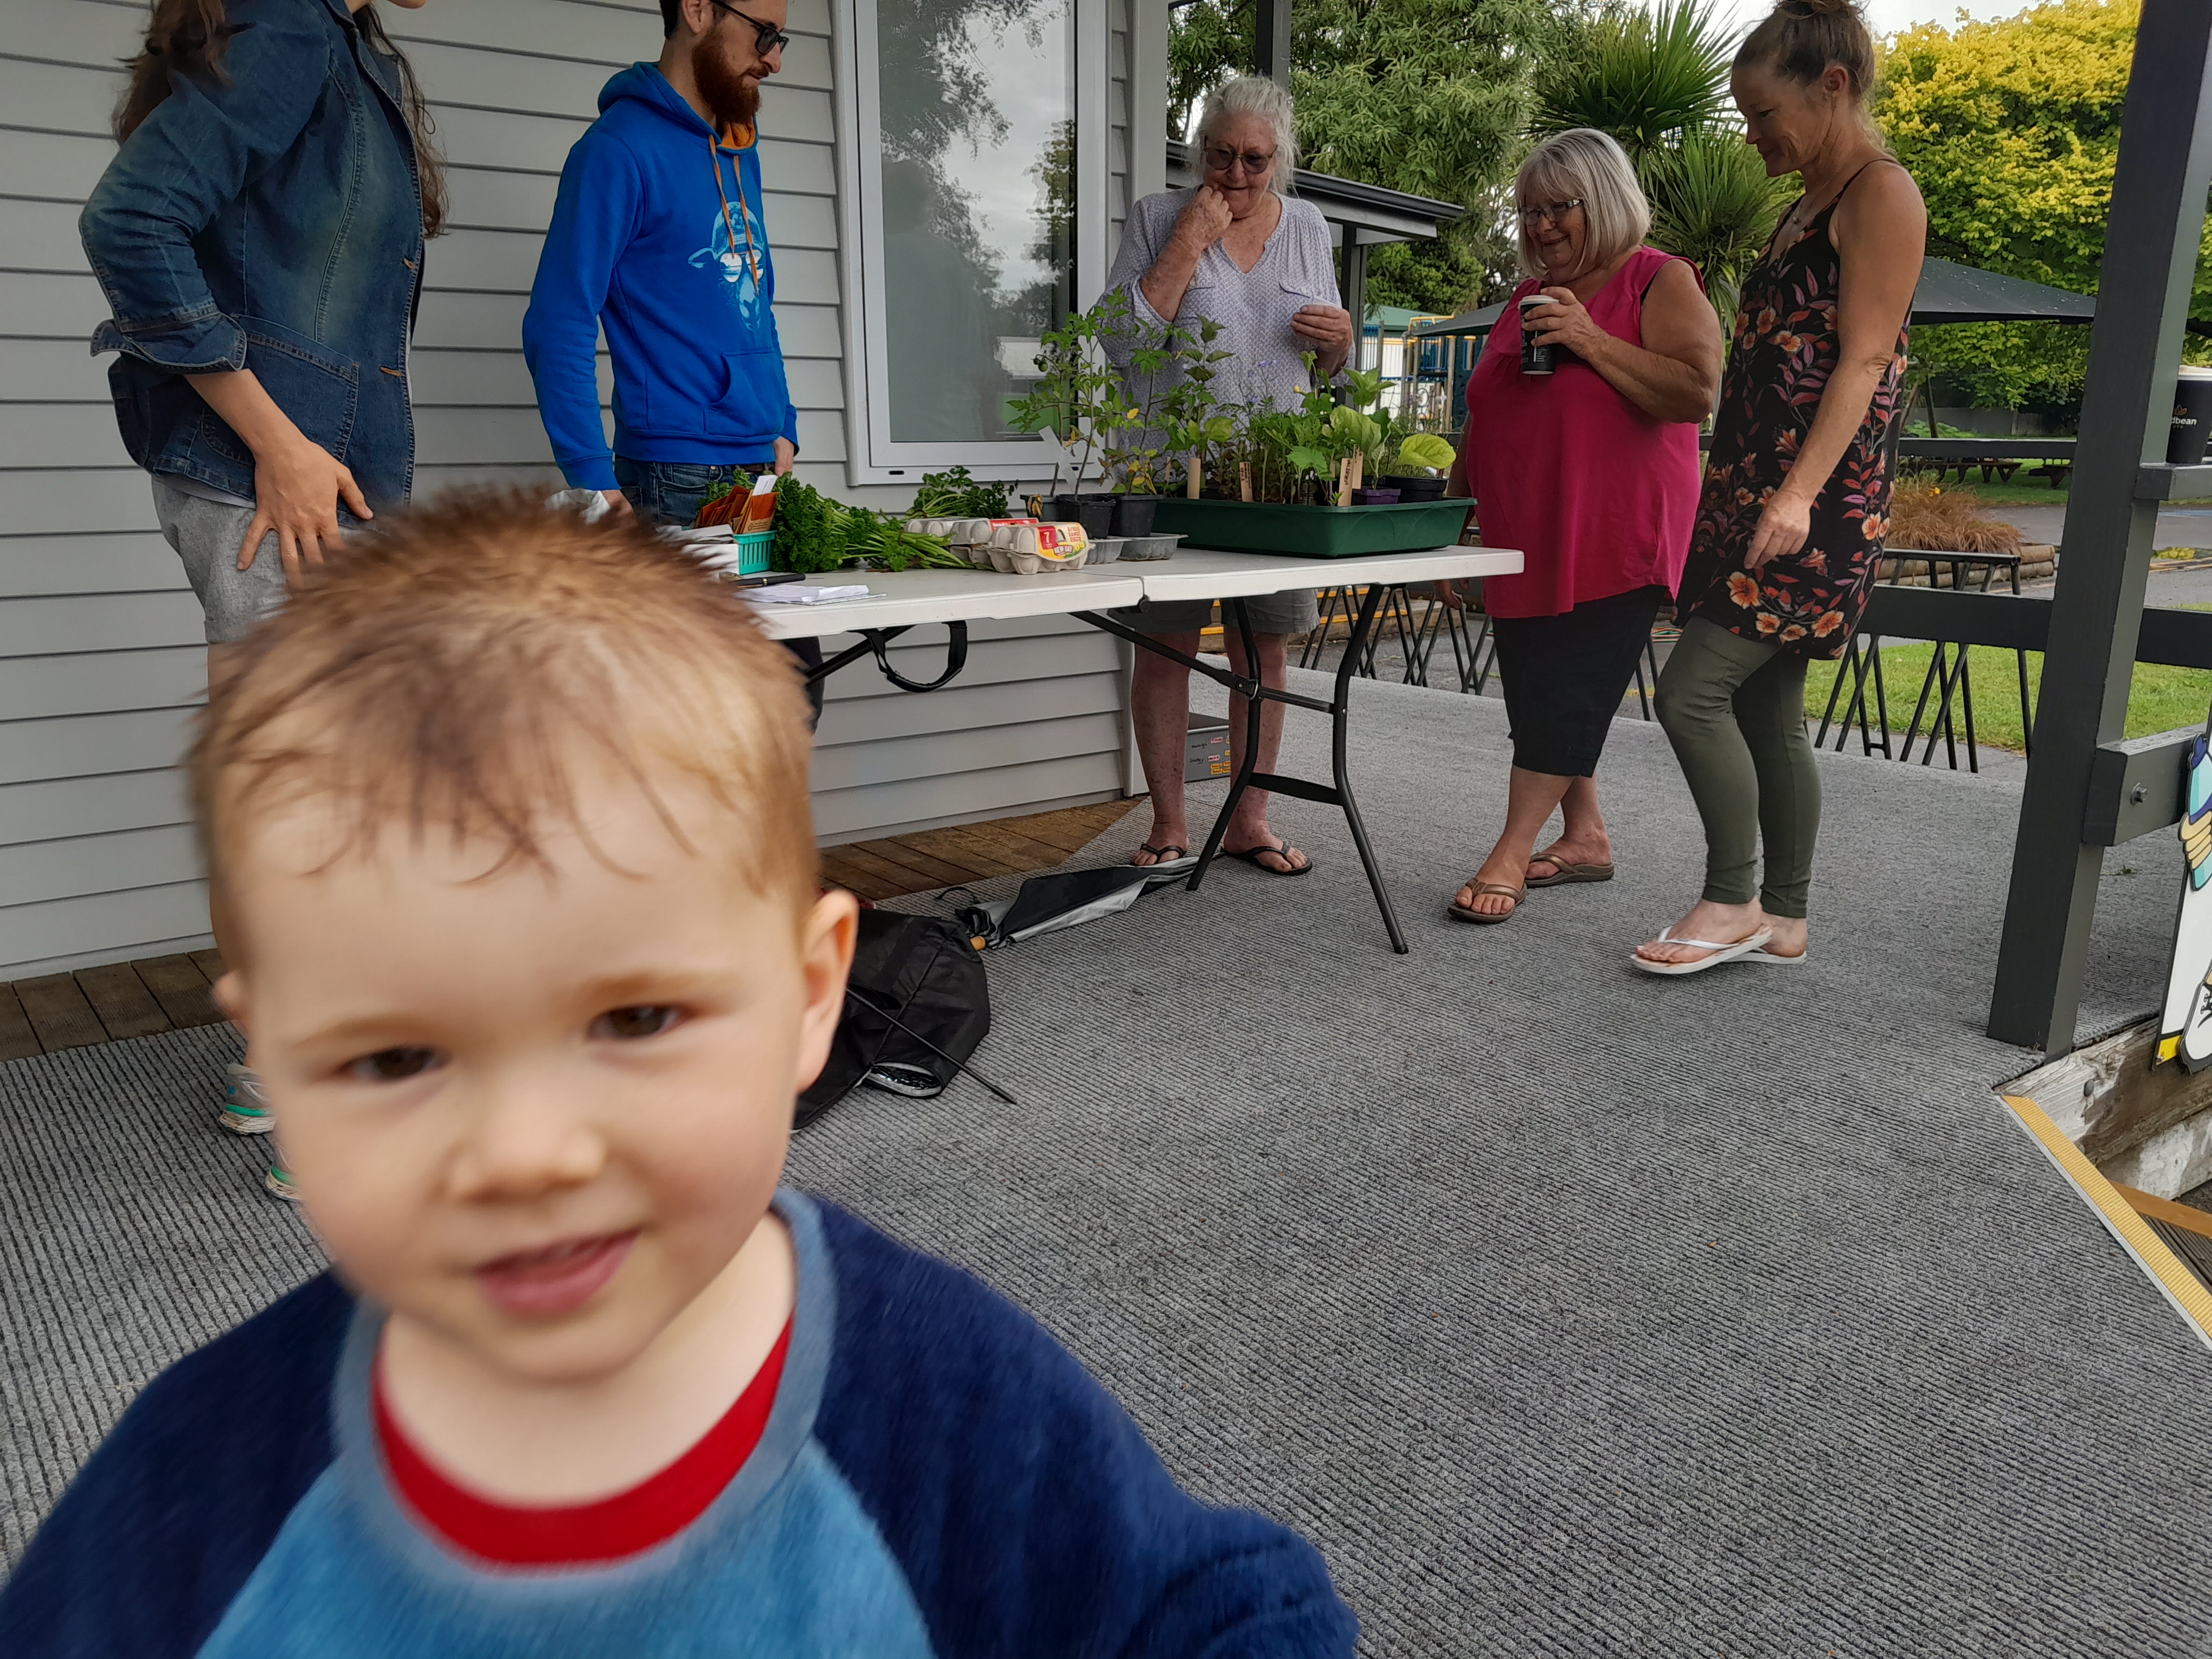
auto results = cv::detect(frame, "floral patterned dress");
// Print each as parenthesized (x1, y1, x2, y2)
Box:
(1681, 184, 1908, 659)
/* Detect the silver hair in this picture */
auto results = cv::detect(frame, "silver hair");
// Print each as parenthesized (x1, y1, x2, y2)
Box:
(1514, 128, 1651, 281)
(1194, 75, 1298, 195)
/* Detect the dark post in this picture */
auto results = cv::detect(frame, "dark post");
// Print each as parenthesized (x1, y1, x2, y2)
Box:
(1341, 236, 1368, 373)
(1987, 0, 2212, 1051)
(1255, 0, 1291, 86)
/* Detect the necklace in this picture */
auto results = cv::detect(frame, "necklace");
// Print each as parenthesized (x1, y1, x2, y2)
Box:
(709, 131, 761, 284)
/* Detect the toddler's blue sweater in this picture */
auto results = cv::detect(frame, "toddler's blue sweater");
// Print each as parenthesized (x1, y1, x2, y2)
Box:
(0, 1191, 1356, 1658)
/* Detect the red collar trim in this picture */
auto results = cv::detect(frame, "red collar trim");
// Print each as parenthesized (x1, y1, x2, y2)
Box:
(373, 1319, 792, 1566)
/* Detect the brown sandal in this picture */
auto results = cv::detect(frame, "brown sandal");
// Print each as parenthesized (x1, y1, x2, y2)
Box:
(1448, 880, 1525, 925)
(1526, 854, 1615, 888)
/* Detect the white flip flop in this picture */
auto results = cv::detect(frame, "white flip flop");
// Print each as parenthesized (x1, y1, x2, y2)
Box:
(1745, 943, 1808, 966)
(1630, 926, 1774, 976)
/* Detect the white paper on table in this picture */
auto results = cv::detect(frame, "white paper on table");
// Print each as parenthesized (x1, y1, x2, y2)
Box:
(745, 583, 870, 605)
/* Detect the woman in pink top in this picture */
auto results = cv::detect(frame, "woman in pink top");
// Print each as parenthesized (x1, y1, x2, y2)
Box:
(1445, 129, 1723, 924)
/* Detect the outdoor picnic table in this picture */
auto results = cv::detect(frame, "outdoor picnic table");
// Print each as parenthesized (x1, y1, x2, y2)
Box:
(750, 544, 1524, 953)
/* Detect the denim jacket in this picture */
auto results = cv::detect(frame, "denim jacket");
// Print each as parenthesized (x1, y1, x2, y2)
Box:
(80, 0, 424, 511)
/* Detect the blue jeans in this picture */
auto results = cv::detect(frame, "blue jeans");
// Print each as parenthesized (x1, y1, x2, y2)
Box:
(614, 455, 822, 722)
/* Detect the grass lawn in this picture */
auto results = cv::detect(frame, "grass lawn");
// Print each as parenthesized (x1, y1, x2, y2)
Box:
(1803, 641, 2212, 753)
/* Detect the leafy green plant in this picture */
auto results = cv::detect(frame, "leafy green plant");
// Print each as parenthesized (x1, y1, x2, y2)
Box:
(1392, 433, 1458, 473)
(771, 475, 965, 573)
(908, 466, 1012, 519)
(1007, 301, 1120, 492)
(1641, 127, 1786, 325)
(1530, 0, 1731, 158)
(1528, 0, 1786, 327)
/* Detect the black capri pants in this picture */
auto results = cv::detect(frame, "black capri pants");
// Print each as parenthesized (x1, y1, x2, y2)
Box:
(1489, 584, 1667, 777)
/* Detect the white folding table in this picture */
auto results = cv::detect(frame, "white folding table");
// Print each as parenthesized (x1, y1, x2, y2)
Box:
(750, 544, 1523, 952)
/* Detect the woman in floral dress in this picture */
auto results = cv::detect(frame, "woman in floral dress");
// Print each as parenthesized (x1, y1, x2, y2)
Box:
(1635, 0, 1925, 975)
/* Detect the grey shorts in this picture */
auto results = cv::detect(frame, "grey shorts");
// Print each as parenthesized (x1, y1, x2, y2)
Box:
(152, 477, 364, 645)
(1114, 589, 1320, 639)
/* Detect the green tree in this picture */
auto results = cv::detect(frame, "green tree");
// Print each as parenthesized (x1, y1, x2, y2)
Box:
(1167, 0, 1562, 313)
(1880, 0, 2212, 413)
(1530, 0, 1786, 322)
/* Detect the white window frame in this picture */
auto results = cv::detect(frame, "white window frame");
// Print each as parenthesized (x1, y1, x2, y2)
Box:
(833, 0, 1110, 485)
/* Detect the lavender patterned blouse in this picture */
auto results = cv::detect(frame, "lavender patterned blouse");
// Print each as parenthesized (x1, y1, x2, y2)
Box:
(1104, 190, 1343, 415)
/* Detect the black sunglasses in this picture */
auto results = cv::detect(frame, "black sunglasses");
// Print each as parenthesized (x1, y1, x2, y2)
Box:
(708, 1, 790, 56)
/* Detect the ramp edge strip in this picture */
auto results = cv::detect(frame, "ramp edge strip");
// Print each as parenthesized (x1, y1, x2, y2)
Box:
(1998, 1092, 2212, 1353)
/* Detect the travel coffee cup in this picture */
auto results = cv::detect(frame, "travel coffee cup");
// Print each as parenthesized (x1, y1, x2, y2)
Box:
(2170, 366, 2212, 467)
(1519, 294, 1559, 376)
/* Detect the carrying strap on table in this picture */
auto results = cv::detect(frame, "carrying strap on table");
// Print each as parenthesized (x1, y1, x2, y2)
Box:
(871, 620, 968, 692)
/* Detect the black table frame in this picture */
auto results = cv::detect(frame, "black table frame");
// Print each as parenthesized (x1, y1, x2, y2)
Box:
(801, 581, 1412, 954)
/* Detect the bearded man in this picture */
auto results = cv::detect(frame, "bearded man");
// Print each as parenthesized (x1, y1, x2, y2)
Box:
(525, 0, 799, 524)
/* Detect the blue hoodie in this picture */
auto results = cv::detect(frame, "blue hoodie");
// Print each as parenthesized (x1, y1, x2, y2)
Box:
(524, 65, 799, 492)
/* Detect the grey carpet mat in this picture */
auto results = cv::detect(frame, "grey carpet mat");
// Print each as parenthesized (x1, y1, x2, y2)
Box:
(5, 673, 2208, 1654)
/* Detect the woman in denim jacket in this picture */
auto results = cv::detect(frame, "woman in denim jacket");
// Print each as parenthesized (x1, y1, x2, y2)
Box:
(81, 0, 444, 672)
(80, 0, 443, 1198)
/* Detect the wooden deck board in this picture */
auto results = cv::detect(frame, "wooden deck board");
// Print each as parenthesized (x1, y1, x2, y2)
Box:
(13, 974, 108, 1053)
(75, 963, 173, 1043)
(0, 803, 1141, 1059)
(0, 985, 39, 1062)
(848, 838, 985, 890)
(818, 849, 904, 901)
(832, 849, 933, 902)
(899, 826, 1030, 877)
(133, 954, 226, 1029)
(944, 821, 1075, 871)
(991, 811, 1103, 856)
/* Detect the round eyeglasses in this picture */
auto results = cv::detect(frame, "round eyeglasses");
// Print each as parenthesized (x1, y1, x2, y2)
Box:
(1516, 198, 1585, 228)
(1203, 145, 1277, 177)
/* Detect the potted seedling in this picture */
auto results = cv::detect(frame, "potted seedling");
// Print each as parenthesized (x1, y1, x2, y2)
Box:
(1381, 433, 1456, 500)
(1008, 303, 1118, 535)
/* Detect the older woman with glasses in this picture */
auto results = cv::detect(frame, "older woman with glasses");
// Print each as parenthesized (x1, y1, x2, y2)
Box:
(1101, 75, 1353, 879)
(1444, 127, 1723, 925)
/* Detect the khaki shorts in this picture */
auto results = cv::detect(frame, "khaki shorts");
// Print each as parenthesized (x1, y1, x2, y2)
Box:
(1113, 589, 1320, 639)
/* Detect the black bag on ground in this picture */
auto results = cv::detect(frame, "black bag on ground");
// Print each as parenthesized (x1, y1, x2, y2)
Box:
(797, 909, 991, 1128)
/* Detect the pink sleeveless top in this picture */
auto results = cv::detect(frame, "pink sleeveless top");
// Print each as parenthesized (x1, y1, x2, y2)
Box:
(1462, 247, 1703, 620)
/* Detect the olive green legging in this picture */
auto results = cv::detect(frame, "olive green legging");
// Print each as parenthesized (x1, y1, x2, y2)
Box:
(1654, 617, 1820, 919)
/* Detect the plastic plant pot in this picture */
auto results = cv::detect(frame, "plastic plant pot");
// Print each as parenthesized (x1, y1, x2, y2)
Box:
(1057, 495, 1115, 538)
(1349, 488, 1402, 506)
(1111, 494, 1160, 536)
(1382, 474, 1449, 501)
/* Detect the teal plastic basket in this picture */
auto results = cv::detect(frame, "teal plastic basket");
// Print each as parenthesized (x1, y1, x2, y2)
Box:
(733, 530, 774, 574)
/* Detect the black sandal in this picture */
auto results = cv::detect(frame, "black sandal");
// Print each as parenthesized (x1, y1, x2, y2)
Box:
(1223, 838, 1313, 878)
(1130, 843, 1194, 867)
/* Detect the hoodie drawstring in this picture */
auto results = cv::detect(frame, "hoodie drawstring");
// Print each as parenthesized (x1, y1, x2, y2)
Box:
(710, 132, 762, 284)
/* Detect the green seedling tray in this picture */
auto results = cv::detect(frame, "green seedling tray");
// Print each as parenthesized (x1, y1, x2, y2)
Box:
(1148, 497, 1472, 558)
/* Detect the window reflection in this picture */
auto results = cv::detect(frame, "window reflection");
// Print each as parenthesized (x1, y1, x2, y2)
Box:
(877, 0, 1075, 444)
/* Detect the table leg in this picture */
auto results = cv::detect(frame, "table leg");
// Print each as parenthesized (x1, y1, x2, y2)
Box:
(1331, 584, 1410, 954)
(1189, 596, 1268, 891)
(1073, 594, 1409, 953)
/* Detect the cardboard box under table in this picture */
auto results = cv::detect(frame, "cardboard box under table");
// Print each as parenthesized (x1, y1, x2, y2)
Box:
(745, 545, 1522, 953)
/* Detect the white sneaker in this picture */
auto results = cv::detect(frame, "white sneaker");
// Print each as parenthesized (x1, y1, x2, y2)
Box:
(220, 1064, 275, 1135)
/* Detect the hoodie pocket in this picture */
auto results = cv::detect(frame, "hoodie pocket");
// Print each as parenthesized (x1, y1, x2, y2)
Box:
(707, 349, 781, 441)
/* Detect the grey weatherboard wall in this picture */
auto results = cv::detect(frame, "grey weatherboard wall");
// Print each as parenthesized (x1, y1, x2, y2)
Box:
(0, 0, 1159, 979)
